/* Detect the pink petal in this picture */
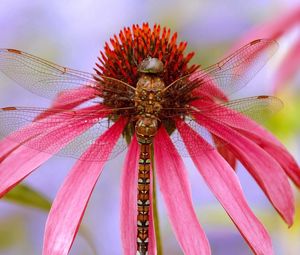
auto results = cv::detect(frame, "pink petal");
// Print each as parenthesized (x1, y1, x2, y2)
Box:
(120, 136, 139, 255)
(0, 122, 47, 160)
(239, 129, 300, 187)
(36, 86, 97, 120)
(52, 86, 97, 108)
(0, 104, 105, 159)
(274, 37, 300, 92)
(194, 114, 295, 225)
(43, 118, 127, 255)
(194, 100, 300, 187)
(154, 126, 211, 255)
(176, 120, 274, 254)
(212, 134, 236, 170)
(120, 136, 156, 255)
(0, 105, 107, 197)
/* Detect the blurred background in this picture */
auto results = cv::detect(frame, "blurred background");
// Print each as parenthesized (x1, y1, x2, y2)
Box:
(0, 0, 299, 254)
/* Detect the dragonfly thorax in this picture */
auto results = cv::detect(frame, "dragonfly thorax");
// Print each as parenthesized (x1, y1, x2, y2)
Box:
(135, 116, 159, 144)
(135, 75, 165, 144)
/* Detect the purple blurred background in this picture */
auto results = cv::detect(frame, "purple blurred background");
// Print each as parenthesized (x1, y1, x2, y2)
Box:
(0, 0, 299, 254)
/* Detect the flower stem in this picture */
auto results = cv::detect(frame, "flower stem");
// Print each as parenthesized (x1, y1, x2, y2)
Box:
(151, 145, 163, 255)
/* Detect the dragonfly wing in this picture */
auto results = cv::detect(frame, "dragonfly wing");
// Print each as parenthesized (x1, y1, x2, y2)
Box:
(0, 106, 129, 161)
(170, 96, 283, 157)
(170, 116, 213, 157)
(192, 95, 283, 124)
(0, 49, 135, 100)
(59, 116, 128, 161)
(164, 39, 278, 99)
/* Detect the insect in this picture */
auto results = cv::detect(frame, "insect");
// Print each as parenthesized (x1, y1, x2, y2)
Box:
(0, 39, 281, 255)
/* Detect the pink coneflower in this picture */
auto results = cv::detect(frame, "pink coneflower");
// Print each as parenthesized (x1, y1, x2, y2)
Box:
(0, 23, 299, 255)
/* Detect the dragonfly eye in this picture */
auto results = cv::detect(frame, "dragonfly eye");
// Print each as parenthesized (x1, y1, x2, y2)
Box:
(138, 57, 164, 74)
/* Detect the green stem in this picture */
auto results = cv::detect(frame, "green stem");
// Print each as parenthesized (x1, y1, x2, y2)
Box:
(151, 145, 163, 255)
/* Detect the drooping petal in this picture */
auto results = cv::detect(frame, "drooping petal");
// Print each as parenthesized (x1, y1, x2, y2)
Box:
(120, 136, 156, 255)
(0, 121, 47, 160)
(239, 129, 300, 187)
(194, 114, 295, 225)
(212, 134, 236, 170)
(120, 136, 139, 254)
(0, 104, 105, 159)
(52, 86, 97, 109)
(195, 100, 300, 187)
(176, 120, 274, 255)
(43, 118, 127, 255)
(154, 126, 211, 255)
(36, 86, 97, 120)
(0, 105, 107, 197)
(273, 37, 300, 92)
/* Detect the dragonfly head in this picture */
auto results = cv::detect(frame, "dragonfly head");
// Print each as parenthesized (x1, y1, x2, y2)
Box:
(138, 57, 164, 74)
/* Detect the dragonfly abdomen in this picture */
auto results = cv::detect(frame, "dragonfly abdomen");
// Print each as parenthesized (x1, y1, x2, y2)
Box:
(137, 143, 151, 255)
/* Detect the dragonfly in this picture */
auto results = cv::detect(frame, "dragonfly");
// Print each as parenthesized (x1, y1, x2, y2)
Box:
(0, 39, 281, 255)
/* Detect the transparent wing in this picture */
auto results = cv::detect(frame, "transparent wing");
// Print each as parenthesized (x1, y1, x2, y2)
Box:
(170, 96, 283, 157)
(164, 39, 278, 98)
(0, 106, 132, 161)
(58, 115, 129, 161)
(192, 95, 283, 122)
(0, 49, 135, 100)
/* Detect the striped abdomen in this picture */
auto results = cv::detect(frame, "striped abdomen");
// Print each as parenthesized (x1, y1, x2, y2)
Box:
(137, 143, 151, 255)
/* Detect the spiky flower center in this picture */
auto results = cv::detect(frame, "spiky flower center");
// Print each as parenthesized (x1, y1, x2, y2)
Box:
(95, 23, 198, 86)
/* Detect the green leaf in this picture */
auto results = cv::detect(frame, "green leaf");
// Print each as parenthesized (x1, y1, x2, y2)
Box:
(3, 184, 98, 253)
(0, 215, 28, 251)
(2, 184, 98, 253)
(3, 184, 51, 212)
